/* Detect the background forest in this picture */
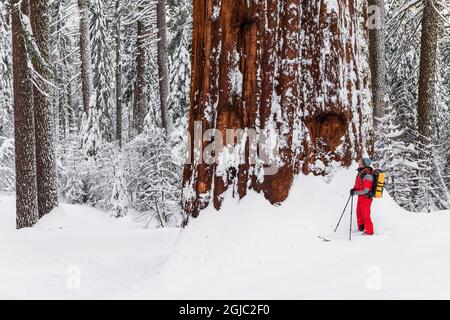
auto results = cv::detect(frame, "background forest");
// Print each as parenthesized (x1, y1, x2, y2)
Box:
(1, 0, 192, 228)
(0, 0, 449, 230)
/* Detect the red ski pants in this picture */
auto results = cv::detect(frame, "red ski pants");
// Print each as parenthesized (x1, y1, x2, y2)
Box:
(356, 196, 374, 235)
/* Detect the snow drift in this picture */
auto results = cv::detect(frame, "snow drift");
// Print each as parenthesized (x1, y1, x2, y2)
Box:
(2, 166, 450, 299)
(0, 196, 179, 299)
(134, 165, 450, 299)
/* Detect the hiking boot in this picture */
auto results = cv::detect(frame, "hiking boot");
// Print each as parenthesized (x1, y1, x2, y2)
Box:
(358, 225, 364, 232)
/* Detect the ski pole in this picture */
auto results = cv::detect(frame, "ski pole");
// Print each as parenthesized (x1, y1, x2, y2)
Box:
(334, 194, 352, 232)
(349, 195, 354, 241)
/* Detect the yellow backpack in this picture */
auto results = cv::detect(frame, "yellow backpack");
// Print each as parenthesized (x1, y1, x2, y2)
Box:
(372, 169, 386, 199)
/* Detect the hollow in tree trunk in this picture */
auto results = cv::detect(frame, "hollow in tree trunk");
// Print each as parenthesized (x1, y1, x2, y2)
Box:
(182, 0, 364, 220)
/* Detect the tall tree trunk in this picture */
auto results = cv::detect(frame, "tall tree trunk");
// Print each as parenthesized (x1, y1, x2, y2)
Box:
(133, 16, 147, 134)
(78, 0, 92, 114)
(417, 0, 441, 141)
(11, 0, 39, 228)
(300, 0, 364, 173)
(115, 0, 123, 147)
(156, 0, 171, 132)
(415, 0, 441, 211)
(368, 0, 386, 154)
(30, 0, 58, 218)
(182, 0, 364, 219)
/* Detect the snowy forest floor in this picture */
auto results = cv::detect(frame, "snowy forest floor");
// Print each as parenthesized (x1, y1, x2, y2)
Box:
(2, 166, 450, 299)
(0, 196, 179, 299)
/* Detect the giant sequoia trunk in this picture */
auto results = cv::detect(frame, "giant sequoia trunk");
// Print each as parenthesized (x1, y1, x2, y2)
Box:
(30, 0, 58, 218)
(299, 0, 364, 172)
(183, 0, 364, 219)
(11, 0, 39, 228)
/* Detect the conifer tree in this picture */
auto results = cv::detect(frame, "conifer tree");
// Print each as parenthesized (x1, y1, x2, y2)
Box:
(90, 0, 114, 142)
(78, 0, 92, 115)
(133, 3, 148, 134)
(30, 0, 59, 218)
(0, 0, 12, 137)
(11, 0, 39, 228)
(167, 0, 192, 124)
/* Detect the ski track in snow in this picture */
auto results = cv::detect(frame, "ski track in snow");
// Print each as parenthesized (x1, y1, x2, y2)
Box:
(1, 166, 450, 299)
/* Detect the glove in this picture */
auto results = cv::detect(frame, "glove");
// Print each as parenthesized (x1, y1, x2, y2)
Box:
(350, 188, 355, 196)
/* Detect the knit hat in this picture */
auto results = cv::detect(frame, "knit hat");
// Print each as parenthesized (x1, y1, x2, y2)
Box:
(358, 157, 372, 168)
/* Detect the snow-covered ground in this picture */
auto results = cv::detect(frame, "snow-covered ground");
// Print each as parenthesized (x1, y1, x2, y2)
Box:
(0, 195, 179, 299)
(1, 166, 450, 299)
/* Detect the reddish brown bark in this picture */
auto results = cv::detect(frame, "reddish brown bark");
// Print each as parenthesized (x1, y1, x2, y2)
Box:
(183, 0, 364, 219)
(299, 0, 363, 174)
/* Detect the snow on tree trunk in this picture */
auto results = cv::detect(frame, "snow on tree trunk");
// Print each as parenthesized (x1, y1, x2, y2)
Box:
(115, 0, 123, 147)
(368, 0, 386, 153)
(182, 0, 364, 219)
(356, 0, 374, 156)
(300, 0, 364, 174)
(417, 0, 441, 142)
(133, 16, 147, 134)
(30, 0, 59, 218)
(78, 0, 92, 115)
(11, 0, 39, 228)
(157, 0, 171, 132)
(415, 0, 443, 212)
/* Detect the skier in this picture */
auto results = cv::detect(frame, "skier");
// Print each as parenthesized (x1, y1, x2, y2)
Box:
(350, 158, 375, 235)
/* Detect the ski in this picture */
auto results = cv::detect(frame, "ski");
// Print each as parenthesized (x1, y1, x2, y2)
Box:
(319, 232, 365, 242)
(318, 235, 331, 242)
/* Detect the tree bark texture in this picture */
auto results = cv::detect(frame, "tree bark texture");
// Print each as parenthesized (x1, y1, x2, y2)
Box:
(368, 0, 386, 149)
(133, 18, 147, 134)
(300, 0, 364, 173)
(157, 0, 171, 132)
(30, 0, 58, 218)
(417, 0, 441, 141)
(182, 0, 364, 218)
(78, 0, 92, 114)
(11, 0, 39, 228)
(115, 0, 123, 147)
